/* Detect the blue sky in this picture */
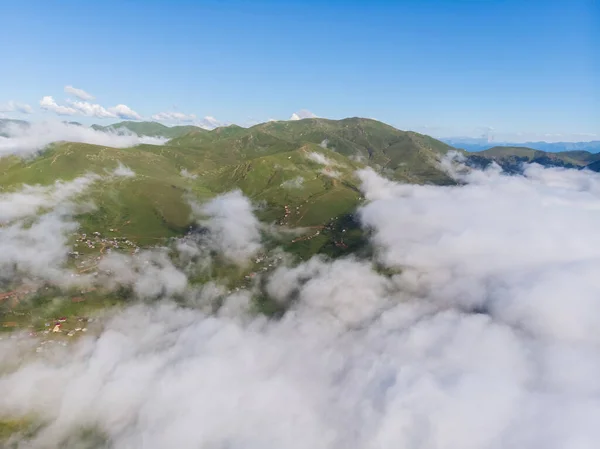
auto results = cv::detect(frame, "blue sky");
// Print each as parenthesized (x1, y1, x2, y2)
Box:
(1, 0, 597, 141)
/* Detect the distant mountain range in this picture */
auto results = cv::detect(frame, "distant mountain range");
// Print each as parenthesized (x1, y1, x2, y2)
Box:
(465, 146, 600, 173)
(3, 118, 600, 177)
(442, 137, 600, 154)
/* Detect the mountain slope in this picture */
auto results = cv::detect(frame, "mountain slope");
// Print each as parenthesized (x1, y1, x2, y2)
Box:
(175, 117, 457, 184)
(0, 117, 463, 263)
(0, 140, 364, 252)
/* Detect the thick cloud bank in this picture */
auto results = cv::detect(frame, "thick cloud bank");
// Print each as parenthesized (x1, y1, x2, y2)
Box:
(0, 120, 166, 157)
(3, 162, 600, 448)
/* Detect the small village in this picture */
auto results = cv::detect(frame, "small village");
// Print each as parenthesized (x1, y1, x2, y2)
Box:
(72, 230, 139, 255)
(1, 229, 139, 335)
(2, 204, 353, 335)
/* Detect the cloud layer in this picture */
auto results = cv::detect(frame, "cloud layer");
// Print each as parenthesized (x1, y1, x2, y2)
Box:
(0, 120, 166, 157)
(2, 161, 600, 448)
(151, 111, 197, 123)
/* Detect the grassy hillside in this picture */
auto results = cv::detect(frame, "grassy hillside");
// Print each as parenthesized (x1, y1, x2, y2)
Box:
(254, 118, 456, 183)
(0, 117, 460, 264)
(174, 117, 457, 184)
(92, 121, 206, 138)
(0, 141, 364, 251)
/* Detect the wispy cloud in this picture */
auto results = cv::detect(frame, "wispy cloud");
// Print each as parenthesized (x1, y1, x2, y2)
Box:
(64, 85, 95, 101)
(152, 111, 197, 123)
(0, 120, 165, 157)
(66, 99, 115, 118)
(40, 96, 142, 120)
(111, 162, 136, 178)
(64, 99, 142, 120)
(151, 113, 221, 128)
(0, 100, 33, 114)
(109, 104, 142, 120)
(180, 168, 198, 179)
(196, 116, 224, 130)
(306, 151, 341, 167)
(0, 175, 98, 286)
(281, 176, 304, 189)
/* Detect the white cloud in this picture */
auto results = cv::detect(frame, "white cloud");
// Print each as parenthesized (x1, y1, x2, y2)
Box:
(180, 169, 198, 180)
(0, 175, 98, 286)
(64, 85, 95, 101)
(66, 99, 115, 118)
(0, 100, 33, 114)
(108, 104, 142, 120)
(39, 96, 77, 116)
(0, 176, 98, 224)
(152, 111, 197, 123)
(98, 250, 188, 299)
(357, 162, 600, 337)
(111, 162, 136, 178)
(290, 109, 318, 120)
(68, 100, 142, 120)
(0, 120, 166, 157)
(306, 151, 341, 167)
(195, 115, 224, 130)
(191, 190, 262, 264)
(40, 96, 142, 120)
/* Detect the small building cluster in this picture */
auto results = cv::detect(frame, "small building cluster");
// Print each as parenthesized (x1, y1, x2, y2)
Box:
(74, 232, 139, 253)
(278, 204, 303, 225)
(43, 316, 89, 338)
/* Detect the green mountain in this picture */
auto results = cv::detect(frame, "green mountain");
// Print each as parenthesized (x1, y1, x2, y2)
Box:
(254, 117, 457, 184)
(0, 117, 457, 261)
(91, 120, 206, 138)
(173, 117, 457, 184)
